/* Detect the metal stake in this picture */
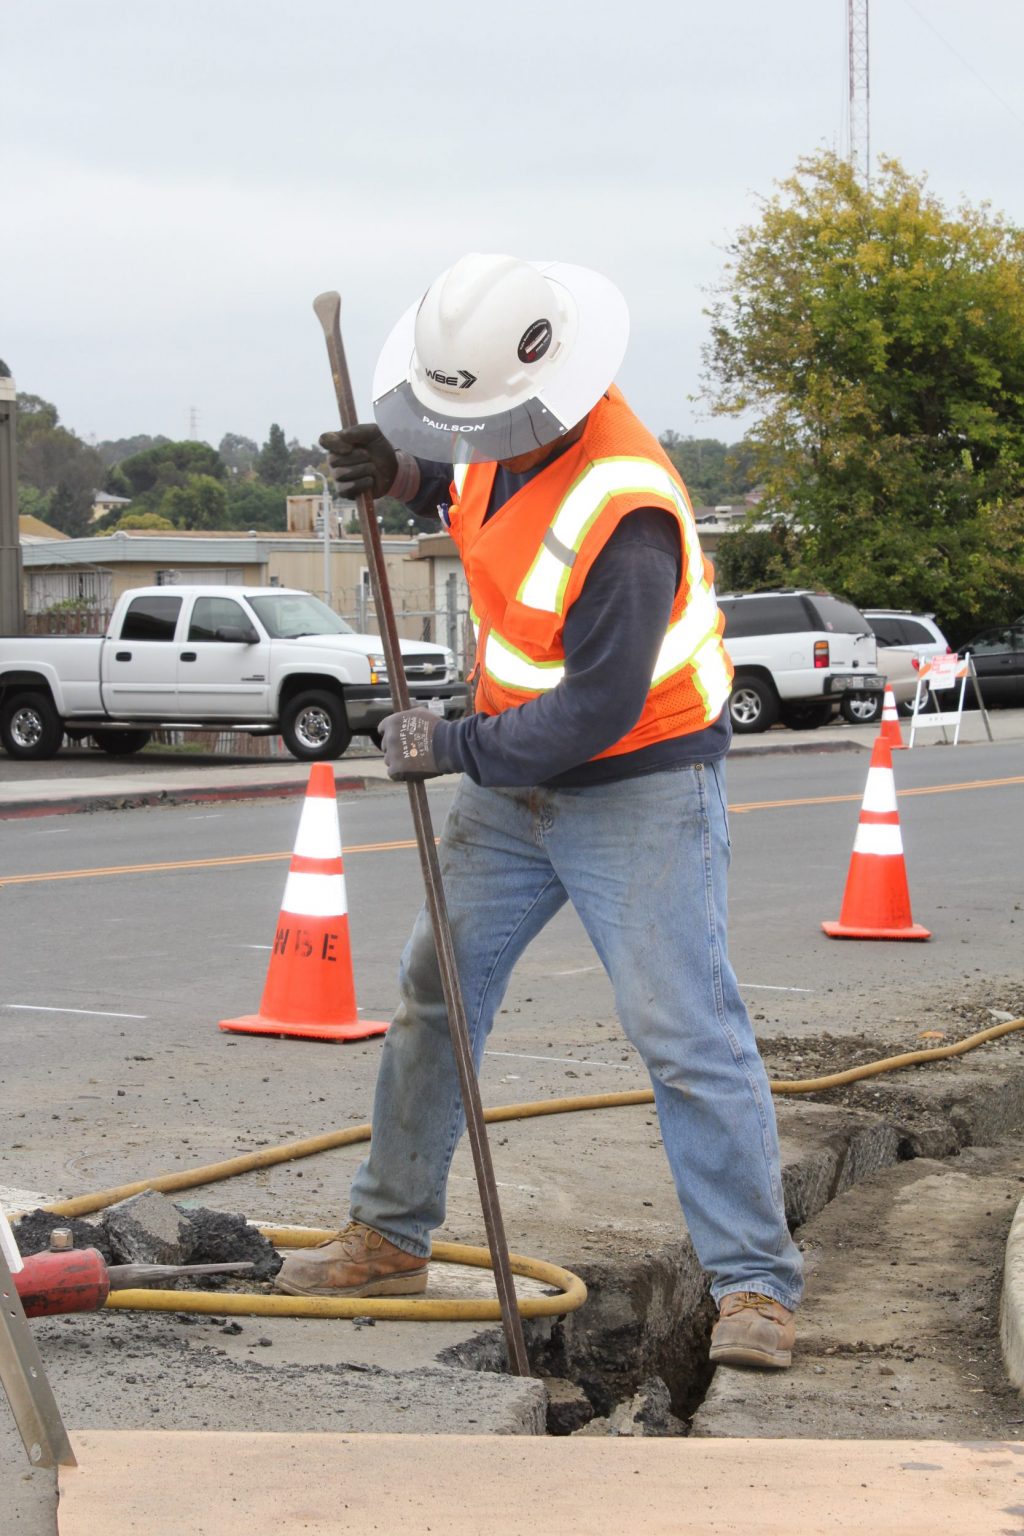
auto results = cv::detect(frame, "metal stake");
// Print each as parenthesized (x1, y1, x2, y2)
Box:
(312, 291, 530, 1377)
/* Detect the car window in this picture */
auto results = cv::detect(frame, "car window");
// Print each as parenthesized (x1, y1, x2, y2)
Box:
(120, 595, 182, 641)
(248, 592, 356, 639)
(965, 628, 1013, 655)
(719, 596, 812, 637)
(807, 596, 870, 634)
(868, 618, 905, 646)
(189, 597, 249, 641)
(899, 618, 938, 645)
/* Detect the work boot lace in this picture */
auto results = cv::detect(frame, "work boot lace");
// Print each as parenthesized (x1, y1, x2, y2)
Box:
(314, 1221, 383, 1254)
(726, 1292, 778, 1314)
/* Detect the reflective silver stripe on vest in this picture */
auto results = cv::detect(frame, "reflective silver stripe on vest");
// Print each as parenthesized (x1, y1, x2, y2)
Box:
(482, 629, 566, 692)
(518, 457, 685, 614)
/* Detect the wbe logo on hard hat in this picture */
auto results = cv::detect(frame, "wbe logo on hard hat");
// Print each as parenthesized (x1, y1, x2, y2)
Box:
(373, 254, 629, 464)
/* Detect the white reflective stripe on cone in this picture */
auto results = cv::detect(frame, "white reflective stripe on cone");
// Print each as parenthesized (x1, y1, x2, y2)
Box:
(294, 798, 343, 860)
(861, 768, 898, 815)
(280, 871, 347, 918)
(852, 822, 904, 857)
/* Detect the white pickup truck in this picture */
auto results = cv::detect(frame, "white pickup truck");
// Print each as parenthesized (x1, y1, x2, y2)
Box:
(0, 586, 469, 762)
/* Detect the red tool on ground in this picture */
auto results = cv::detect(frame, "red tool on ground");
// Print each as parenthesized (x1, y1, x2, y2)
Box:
(14, 1246, 255, 1318)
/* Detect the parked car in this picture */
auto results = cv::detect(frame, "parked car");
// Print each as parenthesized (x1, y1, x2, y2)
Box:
(958, 622, 1024, 709)
(841, 645, 922, 724)
(862, 609, 953, 719)
(718, 589, 883, 733)
(862, 609, 952, 661)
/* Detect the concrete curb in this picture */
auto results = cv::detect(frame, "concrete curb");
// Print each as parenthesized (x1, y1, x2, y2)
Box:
(0, 774, 377, 819)
(1000, 1195, 1024, 1395)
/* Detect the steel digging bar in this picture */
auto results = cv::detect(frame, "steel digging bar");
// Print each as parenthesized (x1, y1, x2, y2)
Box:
(312, 291, 531, 1377)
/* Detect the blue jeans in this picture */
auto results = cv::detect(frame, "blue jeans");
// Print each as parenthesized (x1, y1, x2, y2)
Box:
(350, 762, 804, 1311)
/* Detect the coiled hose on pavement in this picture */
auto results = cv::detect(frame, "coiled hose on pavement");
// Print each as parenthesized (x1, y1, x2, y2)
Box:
(34, 1016, 1024, 1322)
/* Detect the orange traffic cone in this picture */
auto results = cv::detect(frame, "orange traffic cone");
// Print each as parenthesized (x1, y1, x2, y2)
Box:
(879, 686, 906, 750)
(822, 736, 930, 941)
(220, 763, 390, 1041)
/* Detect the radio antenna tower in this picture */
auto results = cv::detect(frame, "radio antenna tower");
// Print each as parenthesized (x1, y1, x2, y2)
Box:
(188, 405, 200, 440)
(847, 0, 870, 187)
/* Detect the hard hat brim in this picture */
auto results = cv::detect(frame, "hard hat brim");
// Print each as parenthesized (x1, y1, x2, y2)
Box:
(372, 260, 629, 464)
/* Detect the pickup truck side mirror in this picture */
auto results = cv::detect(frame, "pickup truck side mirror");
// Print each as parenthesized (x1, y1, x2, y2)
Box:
(216, 624, 260, 644)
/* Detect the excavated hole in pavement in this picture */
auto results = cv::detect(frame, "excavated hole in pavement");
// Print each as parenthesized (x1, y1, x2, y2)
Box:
(440, 1252, 722, 1436)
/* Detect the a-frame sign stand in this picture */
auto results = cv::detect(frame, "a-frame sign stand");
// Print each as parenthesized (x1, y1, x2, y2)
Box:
(0, 1217, 76, 1468)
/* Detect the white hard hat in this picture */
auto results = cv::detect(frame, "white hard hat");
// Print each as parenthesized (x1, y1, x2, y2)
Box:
(372, 254, 629, 464)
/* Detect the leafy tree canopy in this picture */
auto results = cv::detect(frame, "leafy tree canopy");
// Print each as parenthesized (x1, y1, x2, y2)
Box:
(113, 440, 225, 497)
(98, 511, 177, 534)
(702, 150, 1024, 640)
(218, 433, 259, 476)
(257, 423, 292, 486)
(658, 433, 761, 508)
(94, 433, 171, 470)
(15, 392, 105, 535)
(158, 474, 229, 530)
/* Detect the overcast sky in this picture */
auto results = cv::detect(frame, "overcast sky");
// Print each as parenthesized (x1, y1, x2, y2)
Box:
(4, 0, 1023, 453)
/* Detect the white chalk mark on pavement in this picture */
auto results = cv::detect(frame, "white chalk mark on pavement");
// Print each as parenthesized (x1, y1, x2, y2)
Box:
(739, 983, 815, 993)
(4, 1004, 149, 1019)
(486, 1050, 638, 1072)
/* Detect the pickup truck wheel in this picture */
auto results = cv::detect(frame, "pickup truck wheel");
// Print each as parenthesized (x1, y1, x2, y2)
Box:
(92, 729, 152, 755)
(1, 692, 65, 760)
(281, 690, 352, 761)
(840, 691, 883, 725)
(728, 677, 778, 734)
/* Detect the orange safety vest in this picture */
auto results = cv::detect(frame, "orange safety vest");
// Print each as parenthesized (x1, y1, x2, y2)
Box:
(447, 387, 733, 759)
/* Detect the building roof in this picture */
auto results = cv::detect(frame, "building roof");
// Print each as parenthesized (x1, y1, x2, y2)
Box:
(19, 514, 70, 542)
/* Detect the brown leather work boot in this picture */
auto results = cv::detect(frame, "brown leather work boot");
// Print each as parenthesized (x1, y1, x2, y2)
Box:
(709, 1291, 795, 1369)
(273, 1221, 428, 1299)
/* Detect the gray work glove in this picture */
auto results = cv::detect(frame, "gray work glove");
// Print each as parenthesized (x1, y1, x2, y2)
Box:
(379, 709, 445, 779)
(319, 424, 398, 498)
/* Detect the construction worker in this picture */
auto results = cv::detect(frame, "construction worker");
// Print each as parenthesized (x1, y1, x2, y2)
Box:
(275, 254, 804, 1368)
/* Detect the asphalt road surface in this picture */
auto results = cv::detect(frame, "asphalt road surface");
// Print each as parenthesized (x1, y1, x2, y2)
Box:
(2, 737, 1022, 1534)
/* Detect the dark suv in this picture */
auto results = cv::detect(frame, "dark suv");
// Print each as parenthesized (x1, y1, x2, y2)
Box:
(719, 589, 883, 733)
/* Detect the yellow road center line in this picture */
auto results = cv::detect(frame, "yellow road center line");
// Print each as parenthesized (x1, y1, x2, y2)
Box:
(0, 839, 419, 886)
(2, 776, 1021, 885)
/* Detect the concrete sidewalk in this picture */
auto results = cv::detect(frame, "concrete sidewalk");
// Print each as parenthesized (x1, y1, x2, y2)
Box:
(1, 707, 1017, 816)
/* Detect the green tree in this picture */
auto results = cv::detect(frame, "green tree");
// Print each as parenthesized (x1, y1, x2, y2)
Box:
(218, 433, 259, 476)
(15, 393, 105, 535)
(95, 433, 171, 469)
(659, 433, 761, 508)
(256, 423, 292, 485)
(159, 474, 229, 529)
(223, 479, 287, 530)
(711, 520, 800, 592)
(702, 151, 1024, 638)
(114, 440, 224, 498)
(98, 510, 176, 534)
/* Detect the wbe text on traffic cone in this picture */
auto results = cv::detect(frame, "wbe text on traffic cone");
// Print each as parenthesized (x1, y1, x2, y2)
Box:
(220, 763, 389, 1041)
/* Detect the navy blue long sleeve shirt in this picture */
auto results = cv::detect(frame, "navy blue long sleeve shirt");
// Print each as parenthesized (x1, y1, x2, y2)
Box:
(406, 458, 730, 788)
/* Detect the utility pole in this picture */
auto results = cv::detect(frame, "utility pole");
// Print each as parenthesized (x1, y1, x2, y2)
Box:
(847, 0, 870, 187)
(0, 362, 24, 635)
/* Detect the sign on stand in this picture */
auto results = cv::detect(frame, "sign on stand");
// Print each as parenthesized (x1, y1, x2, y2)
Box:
(908, 653, 993, 748)
(0, 1207, 76, 1468)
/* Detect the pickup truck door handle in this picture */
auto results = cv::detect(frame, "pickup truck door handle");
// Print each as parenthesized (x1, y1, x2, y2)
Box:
(180, 652, 197, 662)
(115, 651, 132, 661)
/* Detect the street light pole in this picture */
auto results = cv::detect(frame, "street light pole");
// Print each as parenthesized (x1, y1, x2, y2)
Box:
(302, 467, 332, 607)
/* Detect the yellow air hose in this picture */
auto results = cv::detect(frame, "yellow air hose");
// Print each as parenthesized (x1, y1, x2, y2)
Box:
(34, 1016, 1024, 1322)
